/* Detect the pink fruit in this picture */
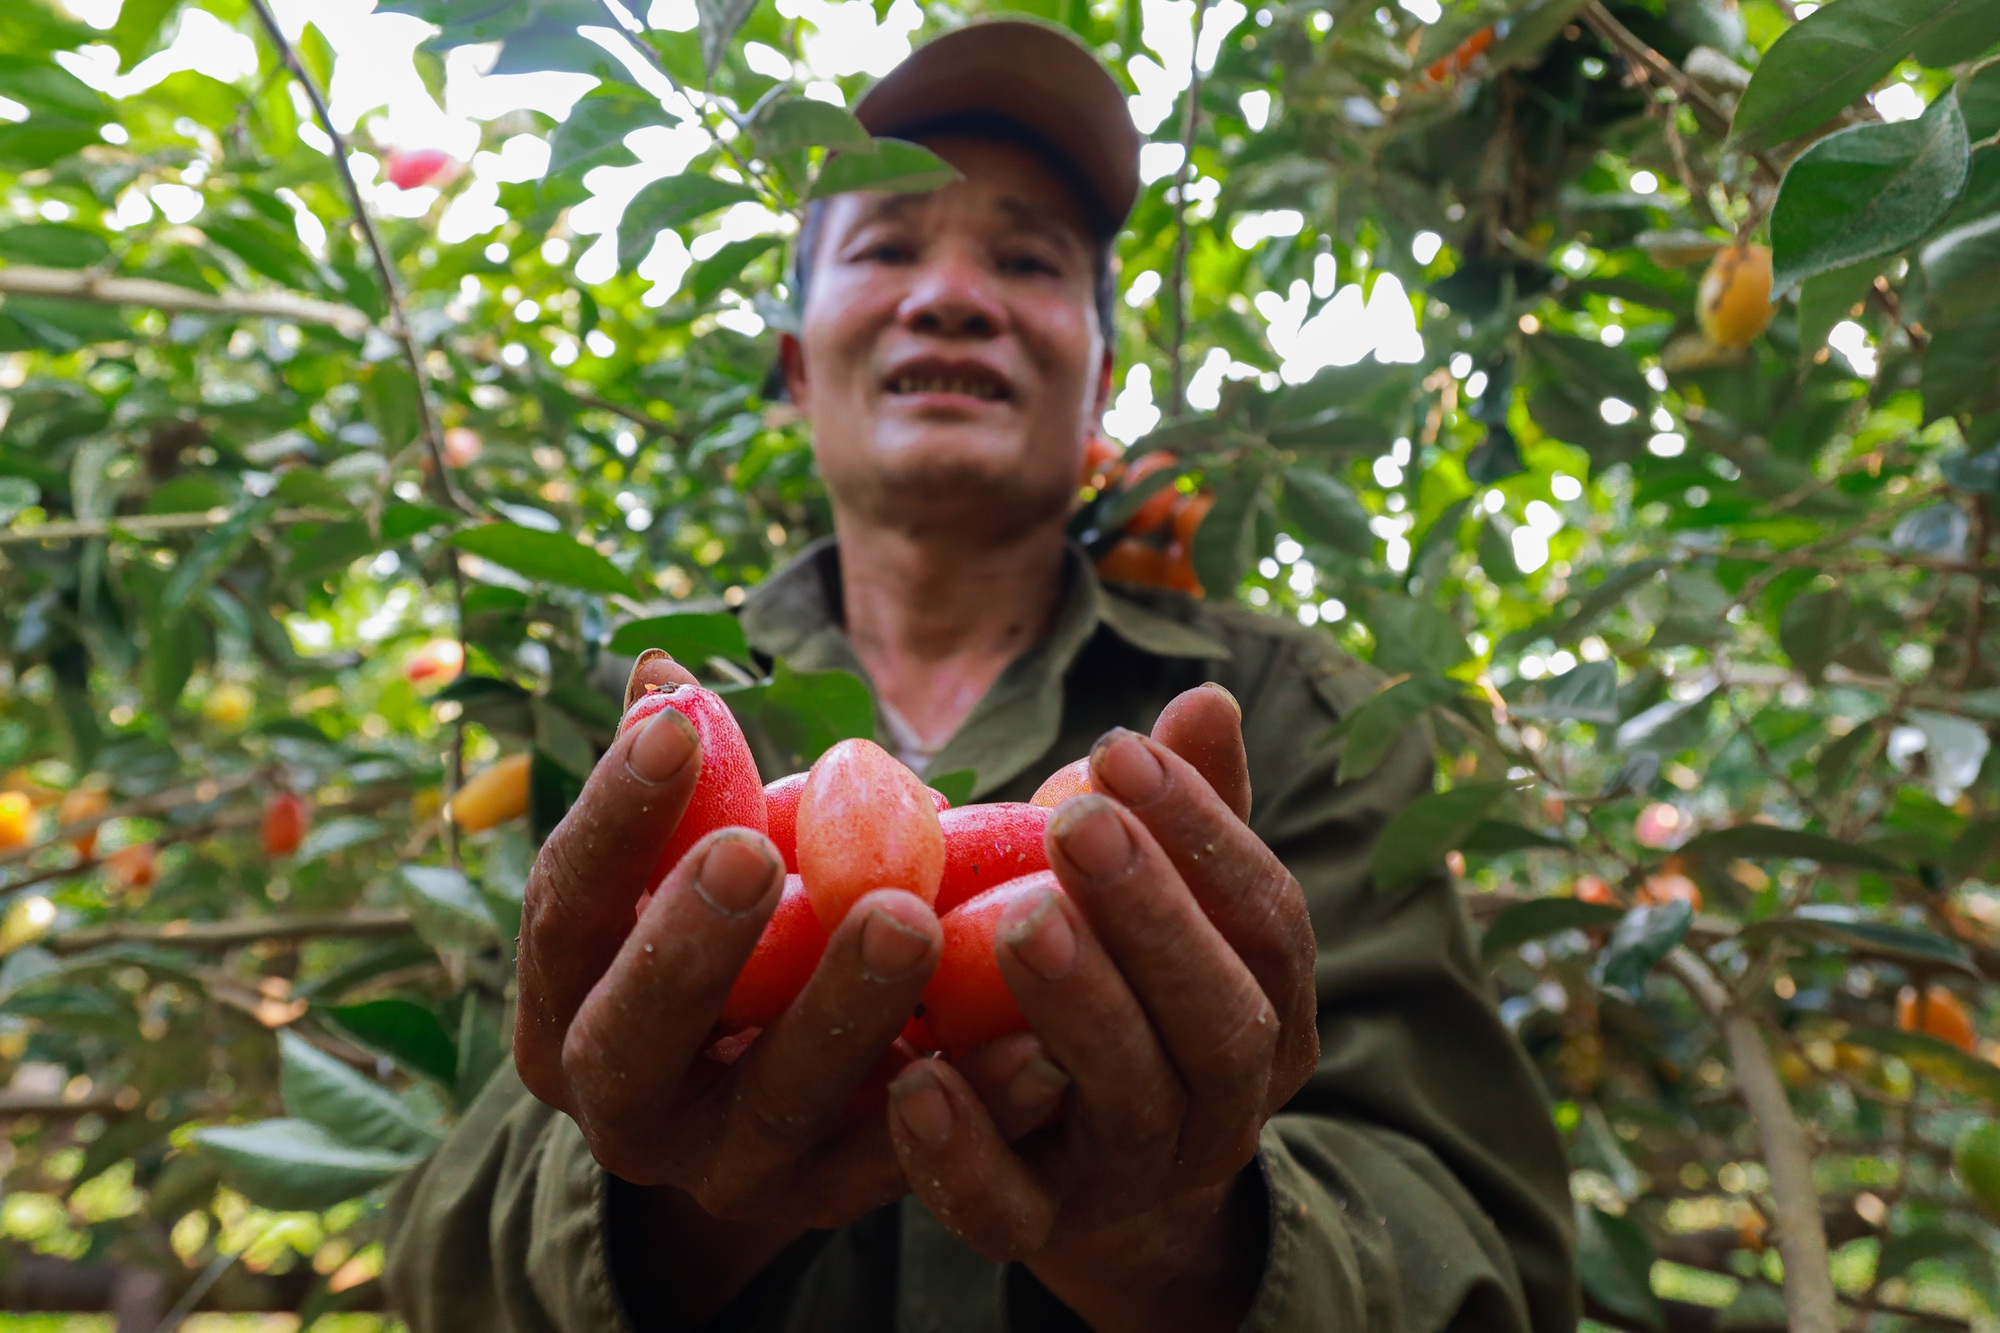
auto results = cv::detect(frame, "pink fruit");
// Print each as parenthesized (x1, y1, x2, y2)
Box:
(619, 684, 768, 887)
(935, 803, 1053, 916)
(796, 739, 944, 931)
(385, 148, 454, 190)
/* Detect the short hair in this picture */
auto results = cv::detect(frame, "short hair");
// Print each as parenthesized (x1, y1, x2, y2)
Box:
(788, 114, 1118, 348)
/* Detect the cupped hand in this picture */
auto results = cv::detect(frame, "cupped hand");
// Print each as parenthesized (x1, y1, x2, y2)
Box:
(512, 652, 1066, 1238)
(882, 685, 1320, 1333)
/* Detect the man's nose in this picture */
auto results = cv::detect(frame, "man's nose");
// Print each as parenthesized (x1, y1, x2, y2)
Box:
(897, 250, 1004, 338)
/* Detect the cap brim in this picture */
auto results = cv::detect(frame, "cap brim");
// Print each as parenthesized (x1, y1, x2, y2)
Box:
(853, 20, 1140, 238)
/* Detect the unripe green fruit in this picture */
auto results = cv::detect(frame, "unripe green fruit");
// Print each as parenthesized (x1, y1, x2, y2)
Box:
(1955, 1120, 2000, 1220)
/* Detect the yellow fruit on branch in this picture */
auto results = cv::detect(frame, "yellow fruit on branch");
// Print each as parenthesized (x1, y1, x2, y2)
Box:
(1696, 243, 1774, 349)
(1897, 984, 1978, 1053)
(0, 791, 35, 850)
(202, 682, 254, 728)
(450, 754, 532, 833)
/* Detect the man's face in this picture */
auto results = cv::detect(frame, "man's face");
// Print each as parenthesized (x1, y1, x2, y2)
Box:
(783, 135, 1112, 541)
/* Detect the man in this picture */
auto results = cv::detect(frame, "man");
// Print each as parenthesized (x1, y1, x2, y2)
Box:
(385, 21, 1576, 1332)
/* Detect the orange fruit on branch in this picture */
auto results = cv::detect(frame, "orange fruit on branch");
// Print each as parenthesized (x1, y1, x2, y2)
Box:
(1697, 243, 1774, 349)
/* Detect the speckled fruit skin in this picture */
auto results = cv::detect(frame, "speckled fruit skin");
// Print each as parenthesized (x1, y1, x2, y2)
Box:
(763, 773, 808, 874)
(796, 739, 944, 931)
(721, 875, 826, 1028)
(935, 803, 1053, 916)
(619, 684, 768, 887)
(923, 871, 1061, 1059)
(1029, 757, 1092, 809)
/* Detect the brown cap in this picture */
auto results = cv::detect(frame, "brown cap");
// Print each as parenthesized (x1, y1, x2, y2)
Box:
(852, 20, 1141, 239)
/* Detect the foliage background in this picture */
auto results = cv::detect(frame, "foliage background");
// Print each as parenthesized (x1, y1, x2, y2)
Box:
(0, 0, 1995, 1326)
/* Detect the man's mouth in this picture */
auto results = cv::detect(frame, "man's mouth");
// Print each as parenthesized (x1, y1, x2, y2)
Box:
(883, 361, 1013, 402)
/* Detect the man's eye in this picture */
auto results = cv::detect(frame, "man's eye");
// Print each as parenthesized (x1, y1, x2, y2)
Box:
(862, 242, 914, 263)
(1000, 253, 1060, 276)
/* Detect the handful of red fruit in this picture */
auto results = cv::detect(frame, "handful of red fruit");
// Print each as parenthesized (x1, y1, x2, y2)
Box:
(618, 682, 1095, 1065)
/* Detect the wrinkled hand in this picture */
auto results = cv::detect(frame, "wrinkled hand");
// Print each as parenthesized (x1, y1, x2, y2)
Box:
(512, 652, 1064, 1318)
(883, 685, 1321, 1333)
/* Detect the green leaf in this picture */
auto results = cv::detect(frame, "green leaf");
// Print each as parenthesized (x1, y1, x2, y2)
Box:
(193, 1119, 423, 1213)
(1918, 211, 2000, 326)
(365, 360, 420, 451)
(533, 696, 596, 780)
(1282, 468, 1374, 557)
(0, 223, 112, 269)
(0, 54, 108, 121)
(685, 235, 784, 307)
(1778, 586, 1855, 682)
(1844, 1027, 2000, 1104)
(0, 122, 101, 173)
(163, 499, 277, 612)
(1480, 897, 1626, 962)
(608, 611, 751, 664)
(1593, 901, 1693, 1000)
(1796, 259, 1880, 357)
(809, 139, 962, 199)
(753, 96, 874, 156)
(398, 864, 499, 950)
(1191, 472, 1262, 599)
(723, 663, 874, 772)
(435, 675, 535, 738)
(1675, 825, 1904, 873)
(278, 1031, 441, 1154)
(928, 768, 977, 807)
(1372, 781, 1517, 893)
(325, 999, 459, 1089)
(110, 0, 182, 68)
(1911, 0, 2000, 66)
(545, 89, 662, 181)
(1328, 672, 1457, 783)
(1575, 1205, 1666, 1332)
(1513, 661, 1619, 724)
(455, 990, 507, 1110)
(0, 477, 38, 526)
(1737, 910, 1976, 973)
(1732, 0, 1995, 151)
(1365, 594, 1472, 677)
(1769, 90, 1969, 296)
(450, 523, 639, 596)
(382, 502, 458, 543)
(698, 0, 759, 74)
(1461, 820, 1572, 855)
(617, 174, 761, 267)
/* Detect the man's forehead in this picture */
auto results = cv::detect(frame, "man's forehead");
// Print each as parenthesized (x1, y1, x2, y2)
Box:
(844, 189, 1089, 242)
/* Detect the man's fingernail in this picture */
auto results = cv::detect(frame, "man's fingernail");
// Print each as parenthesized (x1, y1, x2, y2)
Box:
(627, 706, 698, 785)
(890, 1068, 953, 1147)
(1201, 681, 1241, 719)
(625, 648, 674, 710)
(1003, 892, 1077, 980)
(1050, 795, 1134, 879)
(694, 834, 781, 918)
(860, 909, 932, 982)
(1090, 728, 1164, 803)
(1007, 1055, 1070, 1112)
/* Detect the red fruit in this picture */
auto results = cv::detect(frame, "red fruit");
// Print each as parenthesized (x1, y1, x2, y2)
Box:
(1121, 451, 1182, 534)
(926, 786, 952, 812)
(924, 872, 1061, 1059)
(404, 638, 464, 686)
(619, 684, 768, 888)
(764, 772, 807, 874)
(936, 803, 1053, 916)
(795, 739, 944, 931)
(901, 1013, 938, 1053)
(260, 792, 310, 859)
(385, 148, 454, 190)
(1029, 758, 1093, 809)
(721, 875, 827, 1028)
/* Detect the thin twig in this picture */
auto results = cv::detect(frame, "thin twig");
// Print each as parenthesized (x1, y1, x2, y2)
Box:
(1665, 948, 1840, 1333)
(0, 266, 369, 336)
(1165, 0, 1214, 417)
(0, 773, 264, 870)
(244, 0, 468, 516)
(0, 507, 341, 549)
(46, 910, 413, 955)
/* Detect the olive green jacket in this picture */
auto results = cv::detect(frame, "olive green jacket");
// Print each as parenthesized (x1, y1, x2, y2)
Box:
(384, 542, 1578, 1332)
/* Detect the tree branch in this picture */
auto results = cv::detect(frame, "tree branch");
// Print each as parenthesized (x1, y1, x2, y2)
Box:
(0, 265, 369, 337)
(45, 909, 413, 955)
(1665, 948, 1840, 1333)
(1166, 0, 1214, 418)
(243, 0, 469, 515)
(0, 773, 264, 870)
(0, 506, 341, 549)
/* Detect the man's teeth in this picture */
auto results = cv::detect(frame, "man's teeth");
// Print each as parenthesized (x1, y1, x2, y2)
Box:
(889, 373, 1003, 400)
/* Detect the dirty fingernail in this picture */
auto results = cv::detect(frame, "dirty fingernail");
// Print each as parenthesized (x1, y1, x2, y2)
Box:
(1091, 728, 1164, 803)
(627, 705, 698, 785)
(694, 834, 781, 918)
(625, 648, 675, 710)
(1007, 1055, 1070, 1112)
(861, 909, 932, 982)
(1051, 796, 1135, 879)
(1003, 892, 1077, 980)
(1201, 681, 1241, 719)
(890, 1068, 953, 1147)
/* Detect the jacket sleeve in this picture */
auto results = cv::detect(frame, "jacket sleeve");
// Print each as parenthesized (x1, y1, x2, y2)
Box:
(382, 1061, 635, 1333)
(1228, 630, 1578, 1333)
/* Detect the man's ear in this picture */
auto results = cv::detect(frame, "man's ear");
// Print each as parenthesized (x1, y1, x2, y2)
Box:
(1091, 345, 1114, 421)
(778, 332, 809, 409)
